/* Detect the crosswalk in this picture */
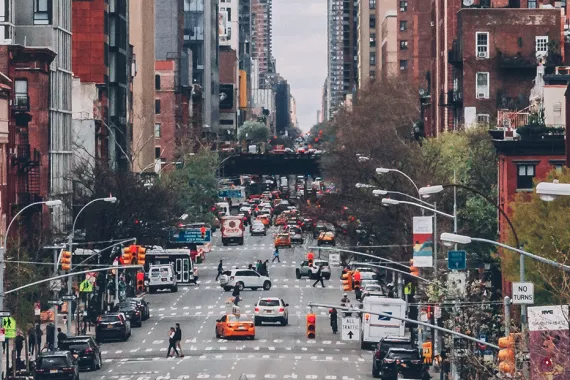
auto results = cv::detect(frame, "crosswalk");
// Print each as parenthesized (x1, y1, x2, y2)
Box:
(96, 370, 359, 380)
(149, 305, 341, 318)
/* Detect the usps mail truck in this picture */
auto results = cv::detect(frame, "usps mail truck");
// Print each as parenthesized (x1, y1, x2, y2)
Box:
(361, 297, 407, 349)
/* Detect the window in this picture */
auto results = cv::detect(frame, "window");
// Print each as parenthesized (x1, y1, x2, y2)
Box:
(400, 21, 408, 31)
(370, 71, 376, 79)
(400, 40, 408, 50)
(155, 147, 161, 159)
(477, 114, 490, 126)
(34, 0, 51, 25)
(155, 74, 161, 90)
(370, 52, 376, 66)
(155, 99, 161, 114)
(517, 164, 535, 189)
(528, 0, 537, 7)
(400, 60, 408, 70)
(476, 72, 489, 99)
(476, 32, 488, 58)
(536, 36, 548, 57)
(369, 0, 376, 9)
(370, 33, 376, 47)
(369, 16, 376, 29)
(400, 0, 408, 11)
(14, 80, 28, 108)
(154, 123, 161, 138)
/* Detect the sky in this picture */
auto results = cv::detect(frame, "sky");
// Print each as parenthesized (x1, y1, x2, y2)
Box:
(272, 0, 327, 132)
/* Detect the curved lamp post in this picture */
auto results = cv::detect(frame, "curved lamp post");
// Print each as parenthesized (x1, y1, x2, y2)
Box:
(536, 181, 570, 201)
(375, 167, 420, 196)
(372, 189, 434, 207)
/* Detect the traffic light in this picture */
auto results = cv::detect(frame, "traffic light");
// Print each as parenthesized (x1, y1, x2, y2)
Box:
(200, 227, 206, 240)
(498, 334, 515, 375)
(122, 246, 133, 265)
(306, 313, 316, 339)
(136, 271, 145, 293)
(342, 270, 353, 291)
(410, 265, 420, 277)
(60, 251, 72, 271)
(137, 246, 146, 266)
(352, 270, 361, 289)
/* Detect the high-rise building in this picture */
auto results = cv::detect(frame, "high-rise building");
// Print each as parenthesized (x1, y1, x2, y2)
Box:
(9, 0, 73, 230)
(238, 0, 253, 116)
(251, 0, 273, 88)
(326, 0, 358, 120)
(357, 0, 377, 87)
(275, 81, 290, 135)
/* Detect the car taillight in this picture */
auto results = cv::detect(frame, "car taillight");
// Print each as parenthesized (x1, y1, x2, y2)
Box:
(396, 359, 401, 365)
(96, 316, 102, 325)
(36, 369, 47, 373)
(85, 348, 93, 354)
(383, 359, 395, 364)
(136, 311, 140, 315)
(279, 308, 284, 312)
(255, 307, 259, 312)
(230, 276, 235, 281)
(375, 351, 381, 359)
(411, 360, 421, 364)
(62, 368, 75, 373)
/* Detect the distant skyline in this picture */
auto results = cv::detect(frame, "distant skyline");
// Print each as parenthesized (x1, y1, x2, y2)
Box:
(272, 0, 327, 132)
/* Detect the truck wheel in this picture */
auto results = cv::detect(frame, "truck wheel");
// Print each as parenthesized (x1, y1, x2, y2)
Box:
(295, 270, 301, 279)
(222, 241, 228, 246)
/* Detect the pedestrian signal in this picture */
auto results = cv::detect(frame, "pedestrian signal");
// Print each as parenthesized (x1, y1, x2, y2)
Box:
(122, 246, 133, 265)
(306, 313, 316, 339)
(137, 246, 146, 266)
(342, 271, 353, 291)
(61, 251, 72, 271)
(498, 334, 515, 374)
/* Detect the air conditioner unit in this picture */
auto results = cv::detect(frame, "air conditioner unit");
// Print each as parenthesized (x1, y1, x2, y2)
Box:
(400, 7, 405, 11)
(477, 92, 486, 98)
(477, 51, 487, 58)
(400, 66, 406, 70)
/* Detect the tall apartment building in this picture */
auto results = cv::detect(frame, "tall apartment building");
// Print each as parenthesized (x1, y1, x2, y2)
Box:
(357, 0, 377, 87)
(239, 0, 253, 114)
(220, 0, 240, 134)
(8, 0, 73, 230)
(184, 0, 220, 133)
(326, 0, 358, 120)
(251, 0, 273, 88)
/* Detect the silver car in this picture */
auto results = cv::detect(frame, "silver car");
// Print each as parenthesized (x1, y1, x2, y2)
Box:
(250, 221, 266, 236)
(295, 259, 331, 280)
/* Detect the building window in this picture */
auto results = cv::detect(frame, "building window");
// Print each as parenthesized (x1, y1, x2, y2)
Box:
(370, 52, 376, 66)
(476, 72, 489, 99)
(155, 147, 161, 159)
(400, 60, 408, 70)
(477, 114, 490, 126)
(14, 80, 28, 106)
(517, 164, 535, 190)
(155, 99, 161, 114)
(369, 16, 376, 29)
(155, 75, 161, 90)
(400, 21, 408, 31)
(528, 0, 537, 7)
(400, 40, 408, 50)
(369, 0, 376, 9)
(154, 123, 161, 138)
(370, 33, 376, 47)
(536, 36, 548, 58)
(370, 71, 376, 80)
(400, 1, 408, 11)
(34, 0, 51, 25)
(476, 32, 488, 58)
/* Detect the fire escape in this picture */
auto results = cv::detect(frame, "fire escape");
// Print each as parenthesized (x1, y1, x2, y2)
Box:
(11, 94, 42, 208)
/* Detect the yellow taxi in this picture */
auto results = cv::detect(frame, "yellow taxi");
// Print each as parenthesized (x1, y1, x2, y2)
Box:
(256, 215, 271, 227)
(215, 313, 255, 339)
(317, 231, 336, 246)
(275, 215, 287, 226)
(274, 232, 292, 248)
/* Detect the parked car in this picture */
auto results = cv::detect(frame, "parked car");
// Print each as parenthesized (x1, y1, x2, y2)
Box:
(295, 259, 331, 280)
(127, 297, 150, 321)
(58, 336, 102, 371)
(35, 351, 79, 380)
(114, 301, 142, 327)
(254, 297, 289, 326)
(95, 313, 131, 342)
(219, 268, 272, 291)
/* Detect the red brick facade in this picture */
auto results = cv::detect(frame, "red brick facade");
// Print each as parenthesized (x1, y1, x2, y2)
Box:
(155, 60, 177, 167)
(72, 0, 108, 83)
(398, 0, 432, 88)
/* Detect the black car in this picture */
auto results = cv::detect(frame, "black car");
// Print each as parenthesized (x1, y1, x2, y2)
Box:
(127, 297, 150, 321)
(115, 302, 142, 327)
(375, 348, 423, 379)
(58, 336, 102, 371)
(95, 313, 131, 342)
(34, 351, 79, 380)
(373, 336, 416, 376)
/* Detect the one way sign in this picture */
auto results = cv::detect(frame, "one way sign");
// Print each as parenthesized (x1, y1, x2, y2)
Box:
(341, 317, 360, 341)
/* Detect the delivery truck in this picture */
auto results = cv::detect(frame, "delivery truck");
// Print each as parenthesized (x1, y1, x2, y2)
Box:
(221, 215, 245, 246)
(360, 297, 407, 349)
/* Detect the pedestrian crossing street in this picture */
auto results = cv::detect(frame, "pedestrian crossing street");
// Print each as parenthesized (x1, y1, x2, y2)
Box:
(196, 260, 309, 270)
(149, 304, 341, 318)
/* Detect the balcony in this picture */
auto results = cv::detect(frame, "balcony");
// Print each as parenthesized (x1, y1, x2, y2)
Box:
(497, 51, 536, 70)
(447, 89, 463, 106)
(448, 40, 462, 66)
(12, 95, 30, 112)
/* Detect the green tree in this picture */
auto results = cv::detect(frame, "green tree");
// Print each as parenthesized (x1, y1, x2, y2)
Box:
(238, 121, 269, 143)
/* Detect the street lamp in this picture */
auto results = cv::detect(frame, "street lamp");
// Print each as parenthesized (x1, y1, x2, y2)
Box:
(381, 198, 456, 219)
(440, 232, 570, 273)
(355, 183, 376, 189)
(373, 189, 433, 206)
(67, 196, 117, 333)
(375, 167, 419, 195)
(536, 181, 570, 201)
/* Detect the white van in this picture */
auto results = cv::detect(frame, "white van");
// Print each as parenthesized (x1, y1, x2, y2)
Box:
(148, 264, 178, 293)
(361, 297, 406, 349)
(216, 202, 230, 216)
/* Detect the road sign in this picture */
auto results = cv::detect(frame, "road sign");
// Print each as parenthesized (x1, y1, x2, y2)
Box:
(512, 282, 534, 304)
(61, 295, 77, 301)
(341, 317, 360, 341)
(447, 250, 467, 270)
(169, 228, 212, 244)
(47, 300, 63, 306)
(79, 280, 93, 293)
(0, 311, 10, 318)
(34, 302, 41, 316)
(2, 317, 16, 338)
(328, 253, 340, 266)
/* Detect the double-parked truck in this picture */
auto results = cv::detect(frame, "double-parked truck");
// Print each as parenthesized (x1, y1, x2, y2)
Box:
(360, 297, 407, 349)
(221, 215, 245, 246)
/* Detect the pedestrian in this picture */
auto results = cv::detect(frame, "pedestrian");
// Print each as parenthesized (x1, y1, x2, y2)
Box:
(272, 247, 280, 263)
(340, 293, 351, 317)
(232, 284, 241, 306)
(174, 323, 184, 357)
(166, 327, 180, 357)
(312, 265, 325, 287)
(15, 331, 24, 360)
(215, 260, 223, 281)
(255, 260, 262, 273)
(261, 260, 269, 276)
(35, 324, 43, 353)
(27, 325, 36, 356)
(329, 308, 338, 334)
(46, 323, 55, 350)
(56, 328, 67, 348)
(248, 264, 253, 270)
(422, 366, 432, 380)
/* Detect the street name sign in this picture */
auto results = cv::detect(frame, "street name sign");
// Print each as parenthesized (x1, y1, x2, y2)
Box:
(62, 295, 77, 301)
(512, 282, 534, 304)
(0, 311, 10, 318)
(48, 300, 63, 306)
(447, 250, 467, 271)
(328, 253, 340, 267)
(169, 228, 212, 244)
(341, 317, 360, 341)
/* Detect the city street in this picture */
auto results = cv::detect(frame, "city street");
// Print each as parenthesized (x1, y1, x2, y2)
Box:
(82, 227, 371, 380)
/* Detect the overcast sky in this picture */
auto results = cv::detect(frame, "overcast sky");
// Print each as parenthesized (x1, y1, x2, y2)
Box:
(272, 0, 327, 132)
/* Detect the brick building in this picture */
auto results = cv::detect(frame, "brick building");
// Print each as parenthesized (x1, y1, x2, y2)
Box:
(0, 45, 55, 233)
(219, 47, 238, 137)
(154, 60, 178, 171)
(492, 130, 566, 294)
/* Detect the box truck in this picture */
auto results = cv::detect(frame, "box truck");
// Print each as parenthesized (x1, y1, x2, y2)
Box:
(361, 297, 407, 349)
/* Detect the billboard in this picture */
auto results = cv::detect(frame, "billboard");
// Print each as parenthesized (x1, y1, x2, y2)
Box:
(218, 10, 228, 37)
(219, 84, 234, 110)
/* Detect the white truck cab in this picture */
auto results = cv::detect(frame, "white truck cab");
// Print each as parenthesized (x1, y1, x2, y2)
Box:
(361, 297, 407, 349)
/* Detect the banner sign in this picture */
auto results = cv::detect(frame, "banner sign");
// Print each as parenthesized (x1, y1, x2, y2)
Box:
(413, 241, 433, 268)
(413, 216, 433, 245)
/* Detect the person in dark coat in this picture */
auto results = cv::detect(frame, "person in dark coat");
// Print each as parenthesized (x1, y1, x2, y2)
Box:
(174, 323, 184, 357)
(216, 260, 223, 281)
(232, 284, 241, 306)
(166, 327, 180, 357)
(46, 324, 55, 350)
(56, 328, 67, 348)
(312, 265, 325, 287)
(35, 324, 43, 353)
(260, 260, 269, 276)
(27, 326, 36, 356)
(15, 332, 24, 360)
(329, 308, 338, 334)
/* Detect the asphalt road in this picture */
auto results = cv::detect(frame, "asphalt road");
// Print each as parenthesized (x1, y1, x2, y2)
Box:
(82, 226, 372, 380)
